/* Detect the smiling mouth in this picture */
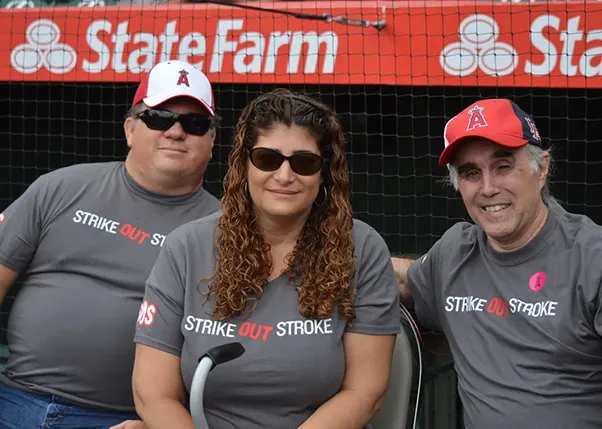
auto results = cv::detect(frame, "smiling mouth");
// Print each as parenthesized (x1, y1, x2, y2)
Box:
(160, 147, 187, 153)
(270, 190, 298, 195)
(482, 204, 510, 213)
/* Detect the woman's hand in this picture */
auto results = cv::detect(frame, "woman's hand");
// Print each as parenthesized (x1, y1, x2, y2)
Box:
(109, 420, 147, 429)
(298, 332, 396, 429)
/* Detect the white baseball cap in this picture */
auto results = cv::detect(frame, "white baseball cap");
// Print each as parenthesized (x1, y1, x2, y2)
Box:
(132, 60, 215, 116)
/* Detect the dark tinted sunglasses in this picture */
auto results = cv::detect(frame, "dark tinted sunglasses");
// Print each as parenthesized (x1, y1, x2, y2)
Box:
(137, 109, 212, 136)
(249, 147, 324, 176)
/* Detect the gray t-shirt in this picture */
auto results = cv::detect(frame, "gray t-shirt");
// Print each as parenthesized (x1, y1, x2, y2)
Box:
(408, 203, 602, 429)
(134, 212, 400, 429)
(0, 162, 220, 412)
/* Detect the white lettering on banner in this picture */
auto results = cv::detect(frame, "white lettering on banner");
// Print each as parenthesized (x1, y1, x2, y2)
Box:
(440, 13, 602, 78)
(527, 15, 602, 78)
(445, 295, 559, 319)
(82, 19, 338, 75)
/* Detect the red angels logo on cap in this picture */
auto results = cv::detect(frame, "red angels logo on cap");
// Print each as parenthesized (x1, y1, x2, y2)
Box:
(466, 105, 488, 131)
(525, 117, 541, 141)
(177, 69, 190, 87)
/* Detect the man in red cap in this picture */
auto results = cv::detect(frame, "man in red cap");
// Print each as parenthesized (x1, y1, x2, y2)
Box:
(0, 60, 220, 429)
(393, 99, 602, 428)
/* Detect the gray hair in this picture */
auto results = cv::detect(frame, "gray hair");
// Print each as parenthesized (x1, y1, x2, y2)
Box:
(447, 144, 554, 203)
(128, 102, 147, 119)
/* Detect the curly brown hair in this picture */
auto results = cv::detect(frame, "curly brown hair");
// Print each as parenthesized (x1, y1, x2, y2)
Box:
(204, 89, 357, 323)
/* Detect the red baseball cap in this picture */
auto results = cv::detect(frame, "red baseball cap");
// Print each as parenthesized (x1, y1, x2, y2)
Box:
(132, 60, 215, 116)
(439, 99, 546, 166)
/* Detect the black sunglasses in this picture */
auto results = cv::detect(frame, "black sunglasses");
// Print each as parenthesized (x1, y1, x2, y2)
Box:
(249, 147, 324, 176)
(137, 109, 212, 136)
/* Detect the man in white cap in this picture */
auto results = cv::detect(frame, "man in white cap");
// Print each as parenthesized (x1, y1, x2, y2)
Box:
(392, 98, 602, 429)
(0, 60, 221, 428)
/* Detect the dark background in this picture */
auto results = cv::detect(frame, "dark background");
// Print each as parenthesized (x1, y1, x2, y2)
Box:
(1, 82, 601, 427)
(2, 83, 601, 252)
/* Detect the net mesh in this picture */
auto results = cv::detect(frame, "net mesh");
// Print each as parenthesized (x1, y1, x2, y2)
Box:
(2, 1, 602, 427)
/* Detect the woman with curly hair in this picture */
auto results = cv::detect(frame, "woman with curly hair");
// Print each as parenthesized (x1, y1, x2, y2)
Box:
(132, 89, 400, 429)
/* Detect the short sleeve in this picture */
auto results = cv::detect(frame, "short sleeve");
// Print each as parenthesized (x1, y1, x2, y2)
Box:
(595, 283, 602, 338)
(0, 177, 47, 273)
(346, 228, 401, 335)
(407, 240, 442, 331)
(134, 234, 187, 356)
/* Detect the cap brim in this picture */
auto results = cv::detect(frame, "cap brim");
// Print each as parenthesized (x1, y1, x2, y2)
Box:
(143, 93, 215, 116)
(439, 133, 529, 166)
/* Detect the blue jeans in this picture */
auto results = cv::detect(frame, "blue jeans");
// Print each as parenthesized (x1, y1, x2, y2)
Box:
(0, 383, 140, 429)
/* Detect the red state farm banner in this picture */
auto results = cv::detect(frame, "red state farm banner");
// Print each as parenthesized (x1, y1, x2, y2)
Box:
(0, 1, 601, 87)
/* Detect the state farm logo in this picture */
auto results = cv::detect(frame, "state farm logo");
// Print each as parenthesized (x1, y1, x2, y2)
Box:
(10, 20, 77, 74)
(10, 19, 337, 76)
(440, 14, 519, 77)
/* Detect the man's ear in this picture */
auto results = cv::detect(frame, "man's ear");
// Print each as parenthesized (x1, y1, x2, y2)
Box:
(124, 117, 135, 149)
(539, 151, 550, 185)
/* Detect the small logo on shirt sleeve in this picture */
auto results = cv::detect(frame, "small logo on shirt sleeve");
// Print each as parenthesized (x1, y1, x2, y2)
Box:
(0, 213, 5, 224)
(137, 299, 156, 327)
